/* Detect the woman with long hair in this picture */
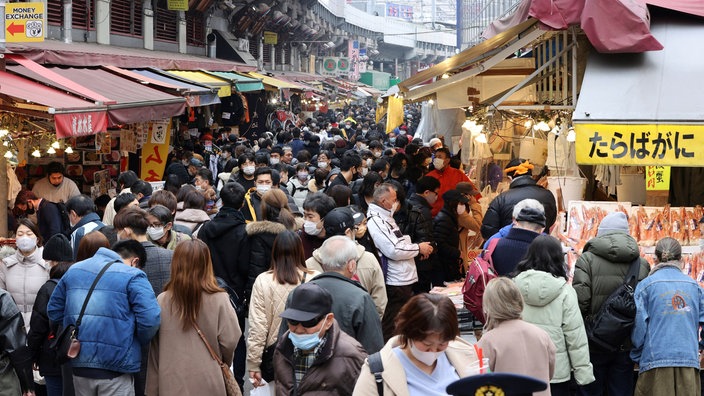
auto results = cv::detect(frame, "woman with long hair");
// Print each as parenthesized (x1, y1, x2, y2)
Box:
(75, 231, 110, 261)
(513, 235, 594, 394)
(247, 231, 319, 388)
(477, 278, 556, 396)
(146, 239, 240, 395)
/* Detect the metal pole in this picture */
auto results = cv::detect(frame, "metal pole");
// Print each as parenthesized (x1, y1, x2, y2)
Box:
(0, 1, 6, 53)
(0, 154, 6, 238)
(62, 0, 72, 43)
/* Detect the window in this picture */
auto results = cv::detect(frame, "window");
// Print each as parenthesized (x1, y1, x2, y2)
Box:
(186, 11, 204, 47)
(249, 36, 259, 59)
(111, 0, 142, 37)
(48, 0, 62, 25)
(155, 7, 178, 42)
(72, 0, 95, 30)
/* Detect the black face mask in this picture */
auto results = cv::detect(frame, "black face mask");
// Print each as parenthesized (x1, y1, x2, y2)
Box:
(25, 203, 35, 215)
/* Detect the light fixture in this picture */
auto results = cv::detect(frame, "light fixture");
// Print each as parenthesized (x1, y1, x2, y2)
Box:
(47, 146, 56, 154)
(65, 145, 74, 154)
(475, 132, 488, 143)
(441, 73, 450, 79)
(3, 151, 12, 159)
(32, 148, 41, 158)
(524, 120, 533, 129)
(0, 129, 8, 138)
(427, 99, 434, 105)
(462, 120, 476, 130)
(534, 121, 550, 132)
(566, 128, 576, 142)
(51, 141, 61, 149)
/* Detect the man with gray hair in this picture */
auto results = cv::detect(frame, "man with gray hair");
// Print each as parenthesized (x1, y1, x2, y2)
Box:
(483, 198, 546, 248)
(489, 201, 547, 276)
(307, 235, 384, 354)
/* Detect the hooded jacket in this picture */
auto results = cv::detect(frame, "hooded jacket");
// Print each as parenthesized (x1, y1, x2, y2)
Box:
(514, 270, 595, 385)
(174, 208, 211, 237)
(306, 242, 387, 318)
(572, 232, 650, 320)
(246, 220, 288, 300)
(198, 207, 251, 297)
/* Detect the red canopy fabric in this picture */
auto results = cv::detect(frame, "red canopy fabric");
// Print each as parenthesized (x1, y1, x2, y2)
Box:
(646, 0, 704, 17)
(581, 0, 663, 53)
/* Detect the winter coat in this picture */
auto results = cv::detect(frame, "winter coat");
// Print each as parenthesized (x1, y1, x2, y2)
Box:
(353, 336, 479, 396)
(246, 269, 319, 372)
(146, 291, 240, 396)
(36, 199, 64, 243)
(478, 319, 556, 396)
(490, 227, 540, 276)
(287, 176, 311, 210)
(27, 279, 61, 376)
(297, 272, 384, 354)
(306, 242, 388, 318)
(480, 175, 557, 239)
(0, 247, 49, 326)
(458, 200, 484, 263)
(0, 289, 33, 395)
(406, 194, 437, 272)
(426, 167, 471, 217)
(241, 188, 262, 223)
(198, 207, 251, 298)
(367, 203, 420, 286)
(514, 270, 595, 385)
(246, 221, 288, 299)
(433, 206, 462, 281)
(47, 247, 161, 373)
(174, 208, 211, 237)
(69, 212, 104, 260)
(141, 241, 174, 296)
(572, 232, 650, 319)
(274, 320, 367, 396)
(163, 229, 191, 251)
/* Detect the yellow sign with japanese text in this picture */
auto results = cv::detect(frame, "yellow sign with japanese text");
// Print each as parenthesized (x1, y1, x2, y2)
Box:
(645, 166, 670, 190)
(140, 120, 172, 182)
(263, 31, 277, 45)
(4, 2, 44, 42)
(167, 0, 188, 11)
(575, 124, 704, 166)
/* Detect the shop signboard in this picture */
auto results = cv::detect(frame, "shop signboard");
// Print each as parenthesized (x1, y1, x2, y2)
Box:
(166, 0, 188, 11)
(140, 119, 172, 182)
(53, 111, 108, 138)
(321, 57, 351, 78)
(575, 123, 702, 166)
(263, 31, 277, 45)
(4, 2, 44, 42)
(646, 165, 670, 190)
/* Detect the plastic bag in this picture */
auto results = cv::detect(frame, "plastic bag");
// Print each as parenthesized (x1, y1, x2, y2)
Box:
(250, 381, 274, 396)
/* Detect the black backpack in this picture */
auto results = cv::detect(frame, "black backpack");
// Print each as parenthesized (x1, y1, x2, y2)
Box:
(585, 257, 642, 352)
(53, 201, 73, 236)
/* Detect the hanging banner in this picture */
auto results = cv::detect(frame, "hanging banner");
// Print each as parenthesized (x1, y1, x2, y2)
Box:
(646, 165, 670, 190)
(575, 123, 703, 166)
(263, 31, 278, 45)
(53, 111, 108, 138)
(140, 120, 172, 182)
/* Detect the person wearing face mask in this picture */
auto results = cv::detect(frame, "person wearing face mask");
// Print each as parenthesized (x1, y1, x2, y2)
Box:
(366, 183, 434, 341)
(0, 219, 48, 327)
(65, 194, 105, 260)
(229, 152, 257, 192)
(406, 176, 442, 292)
(31, 161, 80, 205)
(432, 190, 468, 283)
(327, 152, 362, 190)
(241, 167, 282, 223)
(298, 193, 336, 258)
(426, 148, 477, 217)
(146, 205, 191, 251)
(306, 209, 387, 320)
(315, 151, 333, 173)
(353, 293, 479, 396)
(14, 189, 64, 244)
(275, 282, 367, 396)
(455, 182, 485, 262)
(217, 145, 237, 175)
(287, 164, 311, 209)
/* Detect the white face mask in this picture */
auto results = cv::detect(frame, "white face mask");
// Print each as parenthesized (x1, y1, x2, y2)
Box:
(16, 236, 37, 252)
(410, 342, 442, 366)
(242, 165, 255, 176)
(256, 184, 271, 195)
(147, 226, 166, 241)
(297, 172, 309, 181)
(317, 161, 328, 169)
(433, 158, 445, 170)
(361, 168, 369, 177)
(457, 204, 466, 215)
(389, 201, 399, 215)
(366, 158, 373, 168)
(303, 220, 322, 236)
(270, 158, 280, 165)
(373, 151, 382, 158)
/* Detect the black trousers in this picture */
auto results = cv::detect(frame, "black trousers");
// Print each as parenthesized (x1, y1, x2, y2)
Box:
(381, 284, 414, 341)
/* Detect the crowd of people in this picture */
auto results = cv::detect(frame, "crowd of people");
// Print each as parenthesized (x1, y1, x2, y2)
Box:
(0, 103, 701, 396)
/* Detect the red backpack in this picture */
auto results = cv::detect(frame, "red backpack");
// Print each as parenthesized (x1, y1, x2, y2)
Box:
(462, 238, 500, 324)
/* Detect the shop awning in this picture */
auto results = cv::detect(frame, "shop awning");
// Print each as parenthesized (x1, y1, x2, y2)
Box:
(7, 58, 186, 126)
(246, 72, 301, 90)
(206, 71, 265, 92)
(0, 70, 108, 138)
(116, 67, 221, 107)
(164, 70, 232, 97)
(212, 30, 259, 67)
(573, 17, 704, 166)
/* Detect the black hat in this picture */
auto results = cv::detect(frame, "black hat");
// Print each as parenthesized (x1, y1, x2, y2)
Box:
(42, 234, 73, 262)
(515, 207, 546, 227)
(279, 283, 333, 322)
(456, 182, 479, 196)
(349, 207, 366, 226)
(446, 373, 548, 396)
(442, 189, 470, 204)
(323, 207, 354, 237)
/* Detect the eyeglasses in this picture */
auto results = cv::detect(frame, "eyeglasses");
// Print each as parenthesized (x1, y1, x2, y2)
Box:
(287, 315, 325, 328)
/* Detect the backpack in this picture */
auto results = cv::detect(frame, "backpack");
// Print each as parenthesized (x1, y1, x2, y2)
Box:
(367, 352, 384, 395)
(585, 257, 641, 352)
(53, 201, 73, 236)
(461, 238, 500, 324)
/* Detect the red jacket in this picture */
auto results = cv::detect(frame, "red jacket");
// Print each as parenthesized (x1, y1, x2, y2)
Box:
(427, 167, 477, 217)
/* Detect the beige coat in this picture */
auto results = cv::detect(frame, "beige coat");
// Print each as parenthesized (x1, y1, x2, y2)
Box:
(353, 336, 479, 396)
(146, 291, 241, 396)
(246, 269, 320, 371)
(306, 241, 387, 318)
(0, 247, 48, 327)
(458, 200, 483, 267)
(477, 319, 556, 396)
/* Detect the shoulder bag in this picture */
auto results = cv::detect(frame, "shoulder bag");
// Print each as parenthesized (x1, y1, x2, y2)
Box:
(194, 322, 243, 396)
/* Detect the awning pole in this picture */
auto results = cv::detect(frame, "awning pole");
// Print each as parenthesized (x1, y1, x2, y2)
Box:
(0, 1, 5, 53)
(571, 27, 577, 107)
(0, 155, 7, 237)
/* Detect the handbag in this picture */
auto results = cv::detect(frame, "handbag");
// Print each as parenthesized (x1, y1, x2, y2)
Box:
(260, 343, 276, 382)
(585, 257, 641, 352)
(50, 260, 117, 364)
(194, 323, 242, 396)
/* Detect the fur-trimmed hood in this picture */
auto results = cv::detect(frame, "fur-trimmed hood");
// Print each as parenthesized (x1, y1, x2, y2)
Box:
(245, 220, 288, 236)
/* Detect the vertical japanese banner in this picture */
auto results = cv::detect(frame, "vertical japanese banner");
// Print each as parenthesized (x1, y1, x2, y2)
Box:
(349, 40, 360, 81)
(140, 119, 172, 182)
(645, 166, 670, 190)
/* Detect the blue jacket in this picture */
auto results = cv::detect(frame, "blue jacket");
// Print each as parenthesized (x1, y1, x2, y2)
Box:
(630, 265, 704, 373)
(47, 248, 160, 373)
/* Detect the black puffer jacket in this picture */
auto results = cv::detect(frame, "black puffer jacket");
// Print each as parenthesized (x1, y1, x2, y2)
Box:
(245, 221, 288, 300)
(404, 194, 436, 272)
(27, 279, 60, 377)
(480, 176, 557, 239)
(433, 206, 462, 281)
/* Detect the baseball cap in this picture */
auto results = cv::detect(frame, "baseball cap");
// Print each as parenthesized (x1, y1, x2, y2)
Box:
(189, 158, 203, 167)
(442, 189, 469, 204)
(446, 373, 547, 396)
(279, 283, 333, 322)
(323, 207, 355, 236)
(515, 207, 546, 227)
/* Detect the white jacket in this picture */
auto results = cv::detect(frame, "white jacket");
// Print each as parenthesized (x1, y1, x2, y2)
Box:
(0, 246, 49, 327)
(366, 203, 419, 286)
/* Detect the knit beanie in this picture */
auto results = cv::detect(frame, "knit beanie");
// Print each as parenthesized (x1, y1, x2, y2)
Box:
(42, 234, 73, 262)
(597, 212, 630, 236)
